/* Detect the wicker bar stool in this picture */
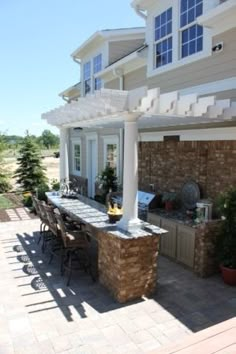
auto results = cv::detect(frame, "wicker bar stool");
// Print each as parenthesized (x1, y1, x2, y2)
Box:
(54, 210, 95, 286)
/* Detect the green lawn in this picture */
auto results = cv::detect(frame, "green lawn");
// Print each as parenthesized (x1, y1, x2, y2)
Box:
(0, 195, 16, 209)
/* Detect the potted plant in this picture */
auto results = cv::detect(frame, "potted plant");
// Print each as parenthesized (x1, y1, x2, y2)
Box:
(162, 192, 177, 212)
(95, 165, 118, 204)
(216, 188, 236, 286)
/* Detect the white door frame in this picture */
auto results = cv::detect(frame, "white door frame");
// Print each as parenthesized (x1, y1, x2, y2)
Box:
(85, 132, 98, 198)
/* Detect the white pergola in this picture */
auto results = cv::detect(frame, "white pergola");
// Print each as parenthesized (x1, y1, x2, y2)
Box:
(42, 87, 236, 232)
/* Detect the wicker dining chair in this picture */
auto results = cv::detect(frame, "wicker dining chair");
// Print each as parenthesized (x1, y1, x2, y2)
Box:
(54, 210, 95, 286)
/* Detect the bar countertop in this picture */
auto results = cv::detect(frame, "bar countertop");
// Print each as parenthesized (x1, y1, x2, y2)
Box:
(46, 192, 167, 239)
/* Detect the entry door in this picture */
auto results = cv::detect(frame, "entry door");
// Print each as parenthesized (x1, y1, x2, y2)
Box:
(87, 138, 97, 198)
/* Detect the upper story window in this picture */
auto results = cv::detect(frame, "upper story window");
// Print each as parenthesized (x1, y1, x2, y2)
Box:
(93, 54, 102, 74)
(154, 7, 172, 68)
(83, 61, 91, 95)
(180, 0, 203, 58)
(93, 54, 102, 91)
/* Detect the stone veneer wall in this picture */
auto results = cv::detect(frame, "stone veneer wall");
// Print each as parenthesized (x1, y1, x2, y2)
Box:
(138, 141, 236, 202)
(97, 230, 160, 303)
(69, 175, 88, 196)
(194, 221, 222, 277)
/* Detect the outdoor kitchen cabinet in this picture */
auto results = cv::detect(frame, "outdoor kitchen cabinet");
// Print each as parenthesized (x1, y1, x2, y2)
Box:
(148, 212, 196, 269)
(160, 219, 177, 260)
(176, 224, 195, 268)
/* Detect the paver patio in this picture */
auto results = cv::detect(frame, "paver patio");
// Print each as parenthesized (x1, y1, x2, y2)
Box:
(0, 219, 235, 354)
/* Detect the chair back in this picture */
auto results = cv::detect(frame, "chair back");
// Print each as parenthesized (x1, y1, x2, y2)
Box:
(37, 200, 49, 225)
(43, 204, 59, 237)
(54, 210, 69, 247)
(32, 196, 41, 217)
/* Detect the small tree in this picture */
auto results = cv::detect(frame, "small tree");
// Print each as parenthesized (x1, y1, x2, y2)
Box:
(0, 160, 11, 193)
(39, 130, 59, 149)
(14, 135, 48, 192)
(0, 133, 11, 192)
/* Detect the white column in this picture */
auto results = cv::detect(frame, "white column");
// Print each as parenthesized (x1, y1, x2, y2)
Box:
(117, 115, 142, 232)
(59, 127, 69, 182)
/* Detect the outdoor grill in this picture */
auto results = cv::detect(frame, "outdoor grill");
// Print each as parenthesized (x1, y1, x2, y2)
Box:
(111, 190, 159, 221)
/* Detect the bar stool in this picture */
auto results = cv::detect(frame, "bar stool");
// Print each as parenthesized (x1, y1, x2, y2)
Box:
(37, 200, 55, 253)
(32, 196, 46, 244)
(54, 210, 95, 286)
(43, 204, 63, 264)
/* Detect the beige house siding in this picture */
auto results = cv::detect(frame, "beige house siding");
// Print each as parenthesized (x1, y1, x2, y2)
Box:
(124, 66, 147, 91)
(214, 89, 236, 101)
(104, 78, 120, 90)
(147, 28, 236, 93)
(109, 39, 144, 65)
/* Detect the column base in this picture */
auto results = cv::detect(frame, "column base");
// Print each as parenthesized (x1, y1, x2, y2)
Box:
(98, 230, 160, 303)
(117, 217, 143, 233)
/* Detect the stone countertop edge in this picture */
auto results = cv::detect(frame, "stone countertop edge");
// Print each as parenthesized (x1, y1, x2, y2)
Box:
(46, 192, 167, 239)
(148, 209, 222, 228)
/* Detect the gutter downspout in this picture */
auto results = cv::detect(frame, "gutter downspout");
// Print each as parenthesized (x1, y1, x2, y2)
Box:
(132, 5, 147, 20)
(113, 68, 124, 91)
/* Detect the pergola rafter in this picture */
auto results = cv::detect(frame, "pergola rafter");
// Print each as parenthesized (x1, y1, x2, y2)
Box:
(42, 88, 236, 129)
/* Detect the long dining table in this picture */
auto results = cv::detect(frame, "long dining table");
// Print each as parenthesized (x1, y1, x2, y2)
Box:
(46, 191, 167, 303)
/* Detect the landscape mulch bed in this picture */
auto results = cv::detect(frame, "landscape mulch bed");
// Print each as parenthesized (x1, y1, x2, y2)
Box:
(0, 193, 38, 222)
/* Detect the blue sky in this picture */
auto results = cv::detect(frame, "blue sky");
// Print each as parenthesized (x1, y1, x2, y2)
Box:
(0, 0, 143, 137)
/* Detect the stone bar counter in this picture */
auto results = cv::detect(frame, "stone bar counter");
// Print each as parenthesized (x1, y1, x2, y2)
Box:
(46, 192, 167, 303)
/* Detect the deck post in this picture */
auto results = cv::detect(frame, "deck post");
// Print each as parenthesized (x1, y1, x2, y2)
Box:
(59, 127, 69, 182)
(117, 114, 142, 232)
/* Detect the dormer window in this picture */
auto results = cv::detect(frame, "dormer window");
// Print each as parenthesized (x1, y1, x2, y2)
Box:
(180, 0, 203, 58)
(83, 61, 91, 95)
(154, 8, 173, 68)
(93, 54, 102, 91)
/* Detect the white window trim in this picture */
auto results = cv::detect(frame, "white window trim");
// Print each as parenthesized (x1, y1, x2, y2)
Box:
(71, 138, 82, 176)
(179, 1, 204, 60)
(147, 0, 212, 78)
(102, 135, 119, 178)
(153, 7, 173, 70)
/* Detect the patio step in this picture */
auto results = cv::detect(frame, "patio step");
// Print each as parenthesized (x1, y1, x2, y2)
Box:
(149, 317, 236, 354)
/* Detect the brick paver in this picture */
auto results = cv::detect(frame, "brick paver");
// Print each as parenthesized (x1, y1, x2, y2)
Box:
(0, 219, 235, 354)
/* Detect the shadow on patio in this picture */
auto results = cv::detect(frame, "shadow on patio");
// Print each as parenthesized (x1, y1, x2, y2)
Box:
(3, 231, 143, 322)
(2, 228, 236, 336)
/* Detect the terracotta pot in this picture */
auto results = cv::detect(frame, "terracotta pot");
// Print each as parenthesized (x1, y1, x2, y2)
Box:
(220, 265, 236, 286)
